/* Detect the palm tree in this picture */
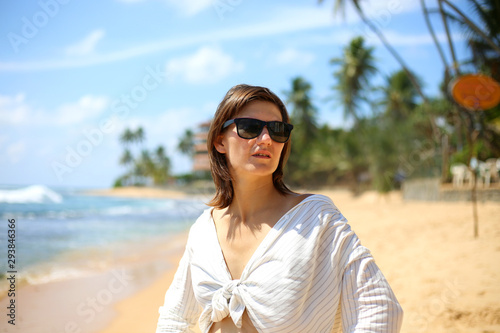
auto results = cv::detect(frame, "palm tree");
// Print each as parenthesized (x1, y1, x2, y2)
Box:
(120, 128, 135, 147)
(115, 127, 173, 186)
(155, 145, 167, 161)
(284, 76, 319, 185)
(134, 149, 154, 185)
(320, 0, 428, 102)
(153, 145, 171, 185)
(285, 77, 318, 143)
(119, 128, 137, 185)
(134, 127, 145, 147)
(178, 129, 195, 157)
(462, 0, 500, 78)
(382, 70, 421, 121)
(441, 0, 500, 62)
(118, 149, 133, 186)
(331, 36, 376, 122)
(119, 149, 133, 166)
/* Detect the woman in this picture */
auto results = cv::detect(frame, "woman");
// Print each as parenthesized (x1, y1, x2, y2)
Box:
(157, 84, 403, 333)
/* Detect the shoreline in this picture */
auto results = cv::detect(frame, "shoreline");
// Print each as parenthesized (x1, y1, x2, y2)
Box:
(84, 186, 215, 202)
(0, 231, 191, 333)
(84, 186, 193, 199)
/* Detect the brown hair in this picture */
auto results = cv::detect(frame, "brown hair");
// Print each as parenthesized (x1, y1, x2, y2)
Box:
(207, 84, 295, 208)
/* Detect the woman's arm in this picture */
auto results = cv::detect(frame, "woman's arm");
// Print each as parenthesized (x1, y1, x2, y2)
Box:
(322, 198, 403, 333)
(340, 256, 403, 332)
(156, 246, 201, 333)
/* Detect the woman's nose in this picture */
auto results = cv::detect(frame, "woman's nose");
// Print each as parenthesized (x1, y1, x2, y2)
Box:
(256, 126, 272, 144)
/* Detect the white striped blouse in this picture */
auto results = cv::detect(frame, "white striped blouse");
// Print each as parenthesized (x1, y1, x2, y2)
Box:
(156, 194, 403, 332)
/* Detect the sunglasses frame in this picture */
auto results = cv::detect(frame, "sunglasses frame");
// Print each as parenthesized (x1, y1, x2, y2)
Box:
(222, 118, 293, 143)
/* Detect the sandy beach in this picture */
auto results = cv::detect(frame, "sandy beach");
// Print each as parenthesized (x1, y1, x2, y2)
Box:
(2, 186, 499, 333)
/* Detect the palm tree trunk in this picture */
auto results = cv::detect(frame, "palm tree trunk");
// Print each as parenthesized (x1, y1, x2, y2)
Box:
(437, 0, 461, 75)
(421, 0, 452, 79)
(356, 9, 427, 102)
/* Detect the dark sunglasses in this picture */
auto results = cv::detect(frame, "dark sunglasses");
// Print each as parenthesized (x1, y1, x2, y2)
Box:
(222, 118, 293, 143)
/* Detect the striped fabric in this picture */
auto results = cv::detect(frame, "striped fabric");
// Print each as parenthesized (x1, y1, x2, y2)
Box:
(157, 194, 403, 333)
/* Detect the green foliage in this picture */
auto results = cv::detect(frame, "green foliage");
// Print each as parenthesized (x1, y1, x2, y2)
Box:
(284, 77, 321, 186)
(281, 38, 448, 193)
(115, 127, 171, 186)
(381, 69, 422, 121)
(330, 36, 377, 121)
(178, 129, 195, 157)
(448, 0, 500, 79)
(113, 177, 124, 188)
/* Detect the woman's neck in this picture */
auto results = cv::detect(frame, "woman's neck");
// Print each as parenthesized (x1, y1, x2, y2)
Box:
(228, 176, 282, 224)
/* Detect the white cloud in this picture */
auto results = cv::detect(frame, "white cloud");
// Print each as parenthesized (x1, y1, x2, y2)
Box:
(0, 93, 109, 127)
(166, 46, 244, 84)
(65, 29, 105, 56)
(273, 48, 315, 67)
(0, 93, 31, 125)
(55, 95, 109, 125)
(7, 141, 26, 164)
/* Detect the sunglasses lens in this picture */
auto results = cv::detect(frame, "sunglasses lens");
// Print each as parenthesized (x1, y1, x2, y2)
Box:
(237, 118, 263, 139)
(267, 121, 290, 143)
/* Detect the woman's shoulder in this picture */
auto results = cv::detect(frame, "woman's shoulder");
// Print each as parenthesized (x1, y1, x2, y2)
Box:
(291, 193, 337, 210)
(287, 193, 345, 225)
(186, 207, 214, 237)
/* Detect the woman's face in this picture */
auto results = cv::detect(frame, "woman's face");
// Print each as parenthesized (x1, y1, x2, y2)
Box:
(215, 100, 285, 181)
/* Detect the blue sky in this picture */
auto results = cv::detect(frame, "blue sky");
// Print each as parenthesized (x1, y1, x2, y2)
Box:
(0, 0, 470, 189)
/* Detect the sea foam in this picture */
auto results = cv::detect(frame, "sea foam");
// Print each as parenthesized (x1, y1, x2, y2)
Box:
(0, 185, 63, 204)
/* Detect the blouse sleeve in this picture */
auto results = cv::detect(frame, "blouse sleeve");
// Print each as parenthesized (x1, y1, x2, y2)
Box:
(323, 199, 403, 333)
(339, 255, 404, 332)
(156, 243, 201, 333)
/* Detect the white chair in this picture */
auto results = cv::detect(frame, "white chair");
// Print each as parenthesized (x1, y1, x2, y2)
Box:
(451, 163, 473, 188)
(486, 158, 499, 183)
(477, 161, 490, 188)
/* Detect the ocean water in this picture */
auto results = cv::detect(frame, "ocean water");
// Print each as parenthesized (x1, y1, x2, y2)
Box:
(0, 185, 207, 287)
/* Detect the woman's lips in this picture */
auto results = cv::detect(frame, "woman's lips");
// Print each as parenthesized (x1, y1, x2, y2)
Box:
(252, 151, 271, 158)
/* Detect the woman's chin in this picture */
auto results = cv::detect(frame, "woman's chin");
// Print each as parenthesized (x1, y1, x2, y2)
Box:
(230, 165, 277, 179)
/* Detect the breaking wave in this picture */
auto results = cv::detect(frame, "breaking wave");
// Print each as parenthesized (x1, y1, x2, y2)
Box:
(0, 185, 63, 204)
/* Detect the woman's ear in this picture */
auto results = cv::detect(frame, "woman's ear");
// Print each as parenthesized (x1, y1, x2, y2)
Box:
(214, 134, 226, 154)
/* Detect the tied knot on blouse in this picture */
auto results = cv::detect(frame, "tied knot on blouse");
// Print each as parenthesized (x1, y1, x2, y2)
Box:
(209, 280, 246, 327)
